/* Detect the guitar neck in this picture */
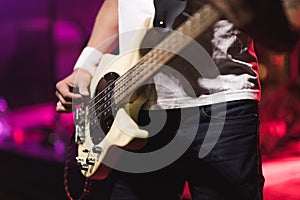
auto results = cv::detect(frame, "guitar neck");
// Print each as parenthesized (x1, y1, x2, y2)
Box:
(113, 4, 221, 104)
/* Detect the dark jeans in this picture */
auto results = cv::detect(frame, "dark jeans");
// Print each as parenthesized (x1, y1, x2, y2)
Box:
(108, 100, 264, 200)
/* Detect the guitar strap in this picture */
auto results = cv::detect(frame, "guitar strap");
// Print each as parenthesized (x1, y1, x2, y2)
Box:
(153, 0, 188, 29)
(153, 0, 208, 29)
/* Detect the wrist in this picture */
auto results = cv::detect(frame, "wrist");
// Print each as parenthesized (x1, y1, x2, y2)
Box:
(73, 47, 103, 75)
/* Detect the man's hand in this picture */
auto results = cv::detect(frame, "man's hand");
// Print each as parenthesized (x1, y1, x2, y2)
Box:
(55, 69, 92, 113)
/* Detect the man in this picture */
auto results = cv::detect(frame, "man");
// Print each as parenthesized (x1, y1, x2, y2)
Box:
(56, 0, 299, 199)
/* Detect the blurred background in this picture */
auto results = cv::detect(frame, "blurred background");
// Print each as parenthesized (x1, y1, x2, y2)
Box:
(0, 0, 299, 199)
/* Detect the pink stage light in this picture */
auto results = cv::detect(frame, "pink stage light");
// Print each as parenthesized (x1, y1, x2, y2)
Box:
(268, 120, 287, 138)
(0, 122, 3, 136)
(0, 98, 8, 113)
(13, 128, 25, 145)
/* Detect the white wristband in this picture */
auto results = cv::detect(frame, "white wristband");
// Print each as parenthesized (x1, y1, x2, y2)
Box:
(73, 47, 103, 75)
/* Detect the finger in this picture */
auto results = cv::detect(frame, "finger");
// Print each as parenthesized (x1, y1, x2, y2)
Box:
(55, 92, 74, 113)
(56, 82, 83, 101)
(56, 101, 72, 113)
(55, 91, 73, 106)
(77, 81, 90, 97)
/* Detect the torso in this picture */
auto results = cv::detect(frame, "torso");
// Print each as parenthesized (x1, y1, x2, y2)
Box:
(118, 0, 261, 109)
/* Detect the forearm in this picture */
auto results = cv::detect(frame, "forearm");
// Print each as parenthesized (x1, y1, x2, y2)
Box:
(74, 0, 119, 75)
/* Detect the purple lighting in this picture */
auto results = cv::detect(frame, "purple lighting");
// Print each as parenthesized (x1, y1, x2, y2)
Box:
(0, 98, 8, 113)
(0, 97, 11, 142)
(0, 123, 3, 136)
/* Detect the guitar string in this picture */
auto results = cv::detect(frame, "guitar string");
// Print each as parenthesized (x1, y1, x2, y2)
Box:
(87, 49, 170, 122)
(86, 6, 216, 122)
(86, 50, 160, 115)
(85, 46, 163, 113)
(85, 5, 218, 122)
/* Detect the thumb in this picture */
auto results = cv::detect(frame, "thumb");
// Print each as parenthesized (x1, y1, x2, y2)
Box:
(77, 80, 90, 96)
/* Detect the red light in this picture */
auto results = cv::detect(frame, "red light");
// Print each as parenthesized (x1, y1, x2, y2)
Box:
(13, 128, 24, 145)
(270, 55, 285, 68)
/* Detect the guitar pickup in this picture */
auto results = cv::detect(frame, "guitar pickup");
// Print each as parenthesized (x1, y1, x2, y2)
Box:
(76, 156, 84, 163)
(75, 124, 85, 144)
(92, 146, 102, 154)
(86, 157, 95, 165)
(80, 163, 89, 171)
(76, 157, 89, 171)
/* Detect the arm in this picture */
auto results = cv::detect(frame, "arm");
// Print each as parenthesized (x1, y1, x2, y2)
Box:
(87, 0, 119, 50)
(56, 0, 119, 113)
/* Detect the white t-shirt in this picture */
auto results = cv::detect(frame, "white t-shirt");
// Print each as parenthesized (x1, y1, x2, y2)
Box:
(118, 0, 260, 109)
(118, 0, 155, 53)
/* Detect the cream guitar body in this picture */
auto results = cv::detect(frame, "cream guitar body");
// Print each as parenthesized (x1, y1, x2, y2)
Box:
(75, 19, 152, 180)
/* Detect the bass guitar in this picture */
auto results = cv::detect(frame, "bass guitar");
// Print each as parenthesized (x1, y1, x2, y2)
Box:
(74, 2, 221, 180)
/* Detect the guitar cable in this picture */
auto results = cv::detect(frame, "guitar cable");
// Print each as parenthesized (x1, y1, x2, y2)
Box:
(64, 133, 92, 200)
